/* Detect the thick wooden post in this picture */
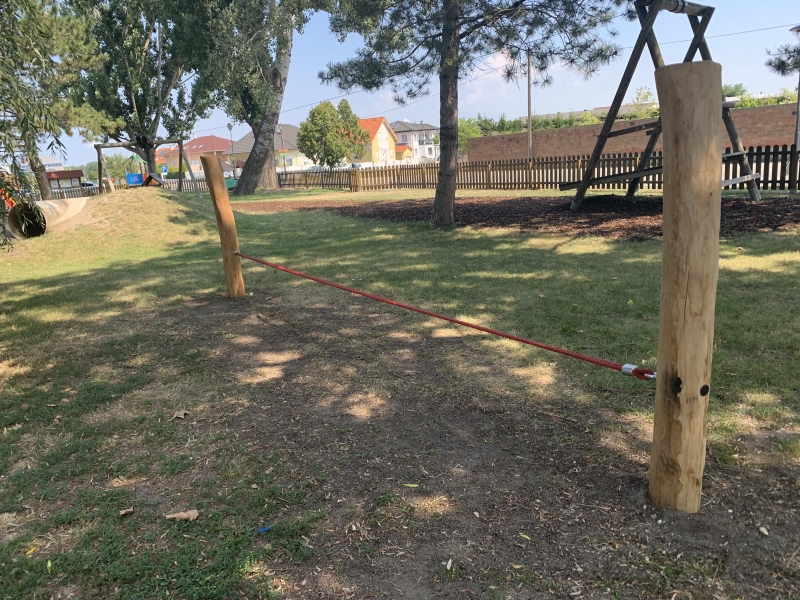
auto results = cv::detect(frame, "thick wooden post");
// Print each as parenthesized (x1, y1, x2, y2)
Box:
(96, 146, 103, 192)
(649, 61, 722, 513)
(201, 156, 245, 299)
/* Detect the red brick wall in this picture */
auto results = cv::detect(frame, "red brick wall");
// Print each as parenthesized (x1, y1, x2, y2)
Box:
(467, 104, 798, 161)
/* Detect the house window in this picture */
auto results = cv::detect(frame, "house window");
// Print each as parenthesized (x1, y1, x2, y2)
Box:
(71, 178, 81, 187)
(402, 135, 407, 142)
(49, 181, 58, 190)
(428, 147, 433, 156)
(191, 160, 199, 166)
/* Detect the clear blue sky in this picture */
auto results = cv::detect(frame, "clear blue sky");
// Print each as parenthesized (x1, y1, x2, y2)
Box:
(59, 0, 800, 166)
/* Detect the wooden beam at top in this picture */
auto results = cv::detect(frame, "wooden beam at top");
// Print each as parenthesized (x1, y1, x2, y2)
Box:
(643, 0, 709, 17)
(683, 7, 714, 62)
(93, 138, 185, 150)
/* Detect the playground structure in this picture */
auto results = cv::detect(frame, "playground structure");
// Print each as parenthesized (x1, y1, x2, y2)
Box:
(7, 197, 87, 239)
(564, 0, 762, 209)
(94, 136, 198, 196)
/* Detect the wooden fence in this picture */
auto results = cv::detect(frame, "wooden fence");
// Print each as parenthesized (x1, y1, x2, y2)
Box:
(724, 144, 799, 190)
(162, 179, 210, 192)
(277, 144, 799, 193)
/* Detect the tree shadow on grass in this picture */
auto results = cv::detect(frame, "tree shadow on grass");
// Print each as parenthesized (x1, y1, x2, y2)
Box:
(0, 203, 797, 598)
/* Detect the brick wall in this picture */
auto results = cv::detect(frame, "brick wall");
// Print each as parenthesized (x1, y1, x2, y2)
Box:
(467, 103, 798, 161)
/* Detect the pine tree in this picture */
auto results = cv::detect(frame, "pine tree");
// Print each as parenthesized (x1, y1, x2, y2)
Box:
(321, 0, 624, 227)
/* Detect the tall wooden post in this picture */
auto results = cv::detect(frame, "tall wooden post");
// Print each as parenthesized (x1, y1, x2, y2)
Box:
(649, 61, 722, 513)
(201, 156, 245, 299)
(99, 151, 115, 192)
(95, 146, 103, 192)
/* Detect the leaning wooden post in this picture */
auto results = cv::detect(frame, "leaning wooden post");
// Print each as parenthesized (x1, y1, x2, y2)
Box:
(201, 156, 245, 299)
(649, 61, 722, 513)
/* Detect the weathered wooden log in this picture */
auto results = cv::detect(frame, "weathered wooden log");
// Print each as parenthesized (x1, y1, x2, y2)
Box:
(201, 156, 245, 299)
(649, 60, 722, 513)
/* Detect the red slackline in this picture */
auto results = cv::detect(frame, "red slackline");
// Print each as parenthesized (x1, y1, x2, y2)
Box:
(235, 251, 656, 381)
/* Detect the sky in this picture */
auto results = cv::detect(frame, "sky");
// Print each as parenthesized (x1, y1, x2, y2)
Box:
(57, 0, 800, 166)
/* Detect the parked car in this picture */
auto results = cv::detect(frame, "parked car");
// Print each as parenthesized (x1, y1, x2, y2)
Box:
(306, 165, 327, 172)
(81, 182, 95, 187)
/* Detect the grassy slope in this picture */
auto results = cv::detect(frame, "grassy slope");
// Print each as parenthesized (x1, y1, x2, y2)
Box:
(0, 187, 797, 598)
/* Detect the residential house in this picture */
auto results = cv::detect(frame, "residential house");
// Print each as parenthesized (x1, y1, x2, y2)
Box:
(356, 117, 398, 166)
(155, 145, 174, 168)
(395, 143, 413, 162)
(223, 124, 312, 172)
(390, 119, 440, 162)
(163, 135, 233, 176)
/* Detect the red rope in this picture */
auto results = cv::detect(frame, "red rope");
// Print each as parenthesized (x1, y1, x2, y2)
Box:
(234, 252, 656, 381)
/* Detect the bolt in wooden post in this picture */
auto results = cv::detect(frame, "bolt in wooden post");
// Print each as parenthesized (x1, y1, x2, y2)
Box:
(649, 61, 722, 513)
(201, 156, 245, 299)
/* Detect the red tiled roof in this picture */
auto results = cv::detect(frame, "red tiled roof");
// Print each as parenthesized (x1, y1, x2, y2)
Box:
(164, 136, 232, 156)
(358, 118, 398, 143)
(395, 143, 411, 150)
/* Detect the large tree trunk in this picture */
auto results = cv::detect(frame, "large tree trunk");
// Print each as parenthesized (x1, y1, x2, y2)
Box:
(130, 143, 158, 174)
(430, 0, 460, 228)
(234, 29, 293, 196)
(24, 139, 52, 201)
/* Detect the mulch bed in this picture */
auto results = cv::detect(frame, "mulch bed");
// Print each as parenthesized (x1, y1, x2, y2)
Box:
(318, 195, 800, 240)
(234, 194, 799, 240)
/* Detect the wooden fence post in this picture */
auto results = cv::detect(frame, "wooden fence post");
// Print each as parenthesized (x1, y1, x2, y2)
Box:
(649, 61, 722, 513)
(201, 156, 245, 299)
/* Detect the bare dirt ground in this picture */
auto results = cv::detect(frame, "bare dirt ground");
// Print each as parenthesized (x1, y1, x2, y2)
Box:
(235, 194, 800, 240)
(175, 278, 799, 599)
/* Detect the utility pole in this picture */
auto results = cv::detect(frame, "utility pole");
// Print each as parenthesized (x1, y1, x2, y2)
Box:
(791, 25, 800, 195)
(527, 53, 532, 162)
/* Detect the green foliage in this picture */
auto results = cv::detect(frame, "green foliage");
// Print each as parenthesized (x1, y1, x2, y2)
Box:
(766, 38, 800, 77)
(65, 162, 99, 181)
(722, 83, 748, 98)
(70, 0, 226, 169)
(0, 0, 61, 245)
(734, 88, 798, 109)
(199, 0, 318, 130)
(103, 154, 135, 180)
(296, 100, 369, 168)
(619, 86, 659, 121)
(458, 118, 483, 154)
(322, 0, 624, 100)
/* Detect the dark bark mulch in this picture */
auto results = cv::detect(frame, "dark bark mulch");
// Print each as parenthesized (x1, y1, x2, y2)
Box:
(318, 194, 800, 240)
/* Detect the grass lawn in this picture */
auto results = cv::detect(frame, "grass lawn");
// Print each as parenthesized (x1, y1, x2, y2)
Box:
(0, 187, 797, 599)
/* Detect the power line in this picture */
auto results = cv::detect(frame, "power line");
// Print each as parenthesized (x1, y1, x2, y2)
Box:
(195, 21, 797, 133)
(622, 22, 799, 49)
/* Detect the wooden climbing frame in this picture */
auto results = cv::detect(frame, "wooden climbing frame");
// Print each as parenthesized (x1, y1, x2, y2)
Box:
(565, 0, 762, 209)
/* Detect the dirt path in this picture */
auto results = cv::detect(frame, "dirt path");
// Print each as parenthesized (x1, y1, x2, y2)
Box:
(180, 285, 799, 599)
